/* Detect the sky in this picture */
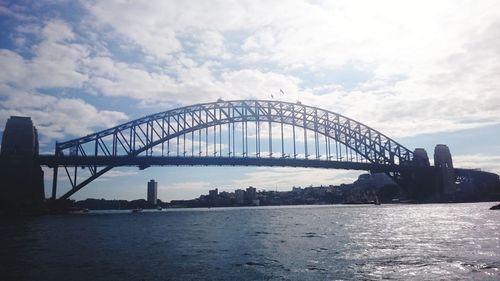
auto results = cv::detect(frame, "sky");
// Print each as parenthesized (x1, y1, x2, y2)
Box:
(1, 0, 500, 201)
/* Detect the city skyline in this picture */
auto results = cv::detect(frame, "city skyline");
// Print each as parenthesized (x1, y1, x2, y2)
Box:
(1, 1, 500, 200)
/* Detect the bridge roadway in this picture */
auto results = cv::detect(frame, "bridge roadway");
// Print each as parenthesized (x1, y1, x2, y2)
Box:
(36, 154, 495, 180)
(37, 154, 432, 173)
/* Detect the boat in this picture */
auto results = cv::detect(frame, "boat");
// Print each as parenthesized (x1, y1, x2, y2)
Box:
(157, 206, 162, 211)
(131, 208, 142, 213)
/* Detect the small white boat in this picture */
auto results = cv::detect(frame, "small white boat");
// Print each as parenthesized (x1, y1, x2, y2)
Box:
(131, 208, 142, 213)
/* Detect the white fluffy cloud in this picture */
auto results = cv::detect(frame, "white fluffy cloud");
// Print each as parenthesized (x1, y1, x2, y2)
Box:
(0, 20, 127, 142)
(4, 1, 497, 140)
(1, 20, 88, 89)
(0, 88, 127, 141)
(84, 55, 302, 107)
(77, 0, 500, 138)
(453, 153, 500, 175)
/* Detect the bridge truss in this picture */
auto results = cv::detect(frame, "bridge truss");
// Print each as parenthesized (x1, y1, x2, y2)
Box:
(48, 100, 416, 200)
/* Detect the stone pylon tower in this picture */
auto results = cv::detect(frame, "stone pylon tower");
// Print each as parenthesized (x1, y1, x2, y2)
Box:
(0, 116, 45, 213)
(434, 144, 455, 200)
(413, 148, 430, 166)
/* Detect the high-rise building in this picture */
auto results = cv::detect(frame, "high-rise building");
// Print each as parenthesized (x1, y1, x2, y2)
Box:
(235, 189, 245, 205)
(147, 179, 158, 205)
(209, 188, 218, 198)
(246, 186, 256, 201)
(208, 188, 218, 203)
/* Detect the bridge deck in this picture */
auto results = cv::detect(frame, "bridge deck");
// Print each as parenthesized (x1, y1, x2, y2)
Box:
(36, 155, 430, 173)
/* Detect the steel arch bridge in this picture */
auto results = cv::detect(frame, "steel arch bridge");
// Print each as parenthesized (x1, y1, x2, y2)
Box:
(43, 99, 421, 200)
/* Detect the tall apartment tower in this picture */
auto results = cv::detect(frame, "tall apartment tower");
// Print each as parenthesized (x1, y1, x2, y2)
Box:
(235, 189, 245, 205)
(434, 144, 455, 199)
(147, 179, 158, 205)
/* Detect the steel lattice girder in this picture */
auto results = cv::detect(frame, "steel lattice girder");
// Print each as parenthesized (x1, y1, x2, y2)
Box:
(53, 100, 417, 200)
(56, 100, 414, 164)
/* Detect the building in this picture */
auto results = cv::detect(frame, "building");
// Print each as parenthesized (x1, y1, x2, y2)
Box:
(209, 188, 218, 198)
(246, 186, 256, 202)
(292, 186, 302, 195)
(235, 189, 245, 205)
(147, 179, 158, 205)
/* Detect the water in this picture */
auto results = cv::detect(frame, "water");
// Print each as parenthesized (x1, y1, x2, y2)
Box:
(1, 203, 499, 281)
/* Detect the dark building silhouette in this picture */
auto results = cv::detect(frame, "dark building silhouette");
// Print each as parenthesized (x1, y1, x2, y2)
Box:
(246, 186, 256, 201)
(0, 116, 45, 212)
(147, 179, 158, 205)
(235, 189, 245, 205)
(209, 188, 218, 198)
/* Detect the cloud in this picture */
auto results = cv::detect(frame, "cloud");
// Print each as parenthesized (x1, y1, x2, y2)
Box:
(0, 89, 128, 141)
(0, 19, 128, 143)
(453, 153, 500, 175)
(76, 0, 500, 139)
(0, 4, 34, 21)
(96, 170, 139, 181)
(41, 20, 75, 42)
(0, 20, 88, 90)
(83, 0, 182, 59)
(85, 54, 302, 107)
(1, 1, 499, 167)
(194, 31, 230, 59)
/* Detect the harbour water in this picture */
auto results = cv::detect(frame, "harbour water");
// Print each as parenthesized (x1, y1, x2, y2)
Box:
(1, 203, 499, 280)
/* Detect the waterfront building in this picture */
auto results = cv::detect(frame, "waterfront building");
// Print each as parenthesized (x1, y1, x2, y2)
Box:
(147, 179, 158, 205)
(246, 186, 256, 202)
(235, 189, 245, 205)
(251, 199, 260, 206)
(209, 188, 218, 198)
(292, 186, 302, 195)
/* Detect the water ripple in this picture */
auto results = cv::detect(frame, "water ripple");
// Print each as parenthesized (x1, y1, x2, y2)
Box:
(1, 202, 499, 280)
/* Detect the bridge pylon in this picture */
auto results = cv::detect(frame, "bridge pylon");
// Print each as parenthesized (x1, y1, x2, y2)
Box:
(0, 116, 45, 213)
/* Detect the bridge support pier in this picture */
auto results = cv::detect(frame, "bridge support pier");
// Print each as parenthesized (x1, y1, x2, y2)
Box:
(398, 168, 441, 202)
(51, 166, 58, 200)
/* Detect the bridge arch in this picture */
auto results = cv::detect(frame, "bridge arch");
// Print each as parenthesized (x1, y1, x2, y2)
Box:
(52, 100, 416, 199)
